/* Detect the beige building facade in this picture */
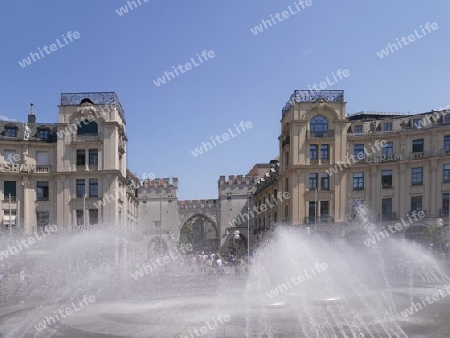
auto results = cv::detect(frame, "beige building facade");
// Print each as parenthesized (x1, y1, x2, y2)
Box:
(0, 92, 139, 238)
(254, 90, 450, 240)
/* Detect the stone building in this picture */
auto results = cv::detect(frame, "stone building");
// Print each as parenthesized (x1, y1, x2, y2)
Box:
(253, 89, 450, 243)
(0, 92, 139, 237)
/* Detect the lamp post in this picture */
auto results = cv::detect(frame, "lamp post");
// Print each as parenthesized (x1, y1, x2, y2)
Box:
(159, 194, 162, 256)
(8, 194, 12, 240)
(247, 194, 251, 263)
(233, 230, 240, 261)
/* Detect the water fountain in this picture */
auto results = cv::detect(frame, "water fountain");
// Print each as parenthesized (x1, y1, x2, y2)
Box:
(1, 217, 450, 337)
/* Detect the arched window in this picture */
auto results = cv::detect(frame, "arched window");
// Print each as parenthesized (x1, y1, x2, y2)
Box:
(310, 116, 328, 133)
(77, 121, 98, 135)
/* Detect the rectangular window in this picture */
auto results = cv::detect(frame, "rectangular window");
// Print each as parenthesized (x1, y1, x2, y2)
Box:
(411, 167, 423, 186)
(382, 198, 393, 221)
(36, 211, 49, 229)
(320, 173, 330, 190)
(36, 181, 49, 200)
(309, 201, 316, 217)
(77, 149, 86, 166)
(382, 142, 393, 156)
(354, 125, 362, 134)
(381, 170, 393, 188)
(411, 196, 423, 212)
(353, 173, 364, 190)
(274, 212, 277, 223)
(76, 179, 85, 197)
(5, 127, 17, 137)
(309, 173, 318, 190)
(445, 136, 450, 150)
(443, 193, 450, 213)
(36, 151, 49, 165)
(310, 145, 318, 160)
(4, 150, 18, 163)
(89, 179, 98, 197)
(76, 210, 84, 226)
(353, 144, 365, 158)
(412, 139, 424, 153)
(89, 209, 99, 225)
(383, 122, 392, 131)
(89, 149, 98, 165)
(320, 145, 329, 159)
(445, 115, 450, 124)
(4, 181, 16, 199)
(444, 164, 450, 183)
(320, 201, 329, 216)
(38, 130, 49, 140)
(413, 118, 422, 128)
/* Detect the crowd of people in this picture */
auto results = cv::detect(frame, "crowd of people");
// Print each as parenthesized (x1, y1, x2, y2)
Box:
(177, 251, 249, 275)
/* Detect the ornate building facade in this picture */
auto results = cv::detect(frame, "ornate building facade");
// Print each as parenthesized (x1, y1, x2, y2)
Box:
(253, 90, 450, 242)
(0, 92, 139, 238)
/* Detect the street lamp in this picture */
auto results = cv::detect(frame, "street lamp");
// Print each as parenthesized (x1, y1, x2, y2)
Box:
(247, 194, 251, 263)
(233, 230, 240, 260)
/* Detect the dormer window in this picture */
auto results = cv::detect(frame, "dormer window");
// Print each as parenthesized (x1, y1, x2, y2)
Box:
(445, 114, 450, 124)
(383, 122, 392, 131)
(4, 125, 17, 137)
(38, 128, 50, 140)
(354, 125, 362, 134)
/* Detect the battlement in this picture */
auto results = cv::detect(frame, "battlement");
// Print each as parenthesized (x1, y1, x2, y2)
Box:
(218, 175, 259, 186)
(178, 200, 219, 210)
(141, 177, 179, 188)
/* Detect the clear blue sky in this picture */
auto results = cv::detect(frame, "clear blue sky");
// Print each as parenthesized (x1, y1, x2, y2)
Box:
(1, 0, 449, 199)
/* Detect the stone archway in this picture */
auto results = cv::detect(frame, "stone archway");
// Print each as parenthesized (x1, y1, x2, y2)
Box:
(179, 214, 220, 253)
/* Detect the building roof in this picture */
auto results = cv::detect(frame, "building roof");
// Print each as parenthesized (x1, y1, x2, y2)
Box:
(346, 111, 409, 121)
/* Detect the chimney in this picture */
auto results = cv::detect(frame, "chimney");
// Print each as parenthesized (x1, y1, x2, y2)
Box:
(28, 103, 36, 124)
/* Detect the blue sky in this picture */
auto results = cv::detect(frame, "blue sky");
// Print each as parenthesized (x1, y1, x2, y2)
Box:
(1, 0, 449, 199)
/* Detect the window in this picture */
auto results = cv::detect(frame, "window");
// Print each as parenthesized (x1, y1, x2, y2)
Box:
(284, 205, 289, 220)
(77, 150, 86, 165)
(309, 173, 318, 190)
(310, 116, 328, 133)
(383, 122, 392, 131)
(445, 115, 450, 124)
(89, 149, 98, 165)
(411, 196, 423, 212)
(320, 145, 329, 159)
(320, 173, 330, 190)
(274, 212, 277, 223)
(36, 151, 49, 165)
(353, 173, 364, 190)
(411, 167, 423, 186)
(284, 178, 289, 193)
(5, 126, 17, 137)
(77, 121, 98, 135)
(3, 150, 18, 163)
(443, 193, 450, 213)
(382, 198, 393, 221)
(4, 181, 16, 199)
(445, 136, 450, 150)
(382, 142, 393, 156)
(445, 164, 450, 183)
(413, 119, 422, 128)
(89, 179, 98, 197)
(354, 125, 362, 134)
(76, 179, 85, 197)
(36, 211, 49, 229)
(89, 209, 98, 225)
(320, 201, 329, 216)
(284, 152, 289, 166)
(38, 130, 49, 140)
(309, 201, 316, 217)
(310, 145, 318, 160)
(36, 181, 49, 200)
(354, 144, 365, 157)
(412, 139, 424, 153)
(76, 210, 84, 226)
(381, 170, 393, 188)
